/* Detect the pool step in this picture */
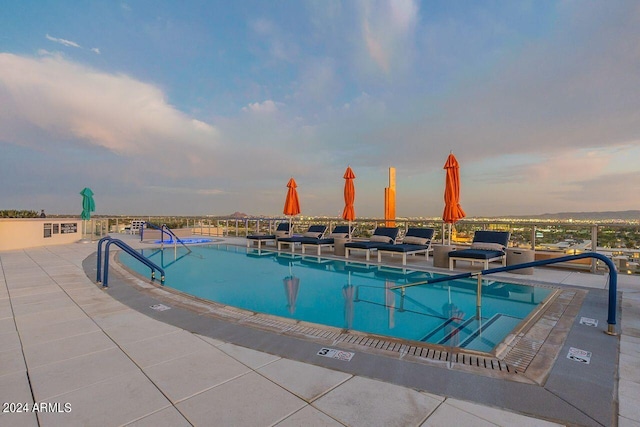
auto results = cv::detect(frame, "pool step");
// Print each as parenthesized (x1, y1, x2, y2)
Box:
(459, 314, 522, 351)
(423, 313, 523, 352)
(421, 317, 476, 344)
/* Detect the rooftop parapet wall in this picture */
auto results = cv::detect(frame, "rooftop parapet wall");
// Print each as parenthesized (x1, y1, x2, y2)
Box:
(0, 218, 81, 251)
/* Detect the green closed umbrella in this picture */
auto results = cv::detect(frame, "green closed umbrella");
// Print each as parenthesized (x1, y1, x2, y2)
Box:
(80, 188, 95, 220)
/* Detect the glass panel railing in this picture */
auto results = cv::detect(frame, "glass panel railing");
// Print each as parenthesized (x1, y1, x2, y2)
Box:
(97, 216, 640, 275)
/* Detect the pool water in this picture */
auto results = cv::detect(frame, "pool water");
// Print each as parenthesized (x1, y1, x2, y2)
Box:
(120, 244, 553, 353)
(153, 238, 213, 244)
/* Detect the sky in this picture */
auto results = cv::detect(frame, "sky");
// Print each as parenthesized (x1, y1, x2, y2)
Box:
(1, 1, 639, 218)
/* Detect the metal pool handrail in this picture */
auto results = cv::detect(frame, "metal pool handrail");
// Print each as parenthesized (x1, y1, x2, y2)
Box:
(161, 224, 192, 254)
(140, 222, 171, 242)
(140, 221, 171, 243)
(96, 236, 165, 288)
(391, 252, 618, 335)
(141, 222, 192, 254)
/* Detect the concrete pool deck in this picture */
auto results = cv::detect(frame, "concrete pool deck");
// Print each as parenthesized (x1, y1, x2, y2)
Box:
(1, 235, 638, 426)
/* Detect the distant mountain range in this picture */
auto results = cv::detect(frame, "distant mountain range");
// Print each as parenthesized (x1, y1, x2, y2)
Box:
(509, 210, 640, 220)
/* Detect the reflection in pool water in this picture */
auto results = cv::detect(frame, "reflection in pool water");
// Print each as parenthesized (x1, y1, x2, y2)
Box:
(120, 244, 553, 352)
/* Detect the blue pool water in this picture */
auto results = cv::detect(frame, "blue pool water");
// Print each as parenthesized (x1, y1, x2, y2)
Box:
(153, 238, 213, 244)
(120, 244, 553, 352)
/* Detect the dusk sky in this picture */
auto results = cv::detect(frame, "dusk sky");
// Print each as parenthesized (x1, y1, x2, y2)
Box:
(1, 1, 639, 218)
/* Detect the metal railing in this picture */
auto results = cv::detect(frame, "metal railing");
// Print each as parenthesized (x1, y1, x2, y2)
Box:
(98, 216, 640, 273)
(141, 222, 192, 254)
(391, 252, 618, 335)
(96, 236, 165, 288)
(186, 216, 639, 274)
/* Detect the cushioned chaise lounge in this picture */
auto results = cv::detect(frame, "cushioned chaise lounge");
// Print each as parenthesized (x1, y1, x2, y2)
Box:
(277, 225, 328, 253)
(246, 223, 290, 249)
(377, 227, 435, 265)
(301, 225, 353, 256)
(344, 227, 399, 261)
(448, 231, 510, 270)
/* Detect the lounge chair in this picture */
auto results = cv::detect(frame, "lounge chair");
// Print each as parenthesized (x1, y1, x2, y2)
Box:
(277, 225, 328, 253)
(301, 225, 353, 256)
(344, 227, 399, 261)
(448, 231, 510, 270)
(246, 223, 290, 249)
(376, 227, 434, 265)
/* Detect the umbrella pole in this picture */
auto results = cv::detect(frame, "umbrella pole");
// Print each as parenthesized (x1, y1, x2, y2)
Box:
(80, 219, 90, 243)
(448, 223, 452, 245)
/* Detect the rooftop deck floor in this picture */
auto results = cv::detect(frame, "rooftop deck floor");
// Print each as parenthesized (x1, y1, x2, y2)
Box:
(1, 235, 639, 426)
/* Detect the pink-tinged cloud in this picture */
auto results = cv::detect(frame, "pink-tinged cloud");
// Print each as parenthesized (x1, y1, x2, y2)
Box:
(525, 149, 612, 182)
(360, 0, 419, 74)
(0, 53, 218, 155)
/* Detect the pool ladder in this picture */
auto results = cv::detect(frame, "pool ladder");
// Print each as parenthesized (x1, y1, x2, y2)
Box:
(97, 236, 165, 288)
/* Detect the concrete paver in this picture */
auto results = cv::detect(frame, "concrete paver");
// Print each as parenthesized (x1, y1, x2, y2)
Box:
(0, 372, 37, 426)
(440, 399, 564, 426)
(420, 403, 497, 427)
(124, 406, 191, 427)
(618, 380, 640, 422)
(218, 341, 281, 369)
(143, 348, 251, 403)
(28, 347, 140, 401)
(275, 405, 343, 426)
(314, 376, 443, 427)
(36, 370, 173, 427)
(0, 347, 26, 377)
(21, 330, 116, 369)
(175, 372, 307, 426)
(0, 329, 22, 353)
(257, 358, 352, 402)
(0, 239, 638, 426)
(119, 329, 216, 368)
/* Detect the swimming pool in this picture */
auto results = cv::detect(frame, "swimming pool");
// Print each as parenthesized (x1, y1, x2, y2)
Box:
(120, 244, 554, 353)
(152, 238, 213, 244)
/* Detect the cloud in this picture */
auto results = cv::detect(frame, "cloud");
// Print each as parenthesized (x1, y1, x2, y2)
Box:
(145, 186, 226, 196)
(45, 34, 80, 48)
(557, 171, 640, 207)
(524, 150, 611, 182)
(242, 100, 280, 113)
(359, 0, 419, 74)
(430, 2, 640, 159)
(90, 47, 101, 54)
(292, 57, 341, 106)
(0, 53, 218, 158)
(250, 18, 298, 63)
(0, 53, 330, 215)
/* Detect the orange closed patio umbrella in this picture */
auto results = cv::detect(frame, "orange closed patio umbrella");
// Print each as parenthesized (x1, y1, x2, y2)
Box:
(342, 166, 356, 239)
(442, 153, 466, 244)
(283, 177, 301, 233)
